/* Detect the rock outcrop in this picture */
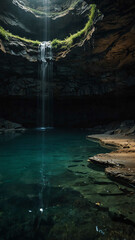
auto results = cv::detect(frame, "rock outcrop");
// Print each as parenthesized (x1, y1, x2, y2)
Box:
(105, 167, 135, 186)
(0, 118, 25, 133)
(88, 120, 135, 186)
(0, 38, 38, 96)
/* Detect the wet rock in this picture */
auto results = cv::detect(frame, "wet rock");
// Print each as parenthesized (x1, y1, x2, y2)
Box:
(74, 181, 89, 186)
(73, 198, 91, 209)
(0, 118, 25, 133)
(88, 156, 124, 168)
(68, 164, 78, 168)
(87, 121, 135, 186)
(75, 171, 88, 175)
(72, 160, 83, 162)
(105, 167, 135, 186)
(109, 208, 135, 226)
(3, 39, 38, 62)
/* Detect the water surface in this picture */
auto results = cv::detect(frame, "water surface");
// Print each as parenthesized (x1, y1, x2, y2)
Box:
(0, 129, 135, 240)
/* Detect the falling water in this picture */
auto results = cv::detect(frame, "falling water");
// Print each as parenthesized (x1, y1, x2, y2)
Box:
(39, 41, 53, 210)
(39, 41, 53, 130)
(37, 0, 53, 130)
(38, 43, 53, 217)
(40, 41, 52, 63)
(37, 0, 53, 221)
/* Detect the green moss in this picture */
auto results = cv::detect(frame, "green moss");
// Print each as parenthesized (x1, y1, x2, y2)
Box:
(51, 4, 98, 49)
(0, 3, 101, 51)
(0, 26, 40, 45)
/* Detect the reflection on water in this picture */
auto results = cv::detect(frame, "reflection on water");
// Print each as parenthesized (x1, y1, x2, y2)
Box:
(0, 129, 135, 240)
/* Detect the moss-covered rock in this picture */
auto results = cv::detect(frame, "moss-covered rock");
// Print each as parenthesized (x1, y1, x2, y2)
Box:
(52, 4, 99, 50)
(0, 26, 40, 45)
(0, 0, 91, 41)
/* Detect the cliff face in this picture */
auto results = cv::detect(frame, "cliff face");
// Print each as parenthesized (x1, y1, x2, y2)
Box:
(52, 0, 135, 126)
(54, 0, 135, 96)
(0, 38, 38, 96)
(0, 0, 135, 127)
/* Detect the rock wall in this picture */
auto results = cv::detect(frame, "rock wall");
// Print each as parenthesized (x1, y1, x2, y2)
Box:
(52, 0, 135, 126)
(0, 0, 90, 41)
(0, 0, 135, 127)
(54, 0, 135, 96)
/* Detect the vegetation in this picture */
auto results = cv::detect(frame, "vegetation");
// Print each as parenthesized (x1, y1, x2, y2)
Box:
(51, 4, 98, 49)
(0, 3, 100, 51)
(0, 26, 40, 45)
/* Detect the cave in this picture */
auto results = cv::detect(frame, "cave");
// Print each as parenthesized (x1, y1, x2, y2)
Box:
(0, 0, 135, 239)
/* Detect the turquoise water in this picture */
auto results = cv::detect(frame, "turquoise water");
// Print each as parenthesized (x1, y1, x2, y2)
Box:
(0, 129, 135, 240)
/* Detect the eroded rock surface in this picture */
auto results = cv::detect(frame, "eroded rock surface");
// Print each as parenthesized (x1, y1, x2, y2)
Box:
(88, 120, 135, 186)
(105, 167, 135, 186)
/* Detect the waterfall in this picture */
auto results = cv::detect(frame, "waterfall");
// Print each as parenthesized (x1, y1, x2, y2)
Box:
(36, 41, 53, 221)
(40, 41, 52, 63)
(37, 0, 53, 221)
(39, 41, 53, 130)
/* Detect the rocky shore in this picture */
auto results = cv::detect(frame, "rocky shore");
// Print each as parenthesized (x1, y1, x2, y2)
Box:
(0, 118, 25, 134)
(87, 121, 135, 186)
